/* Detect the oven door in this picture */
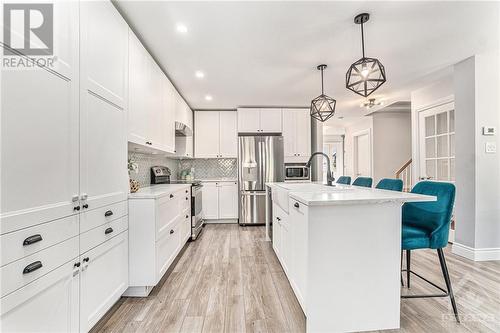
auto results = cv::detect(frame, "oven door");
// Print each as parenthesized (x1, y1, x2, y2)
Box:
(191, 184, 203, 217)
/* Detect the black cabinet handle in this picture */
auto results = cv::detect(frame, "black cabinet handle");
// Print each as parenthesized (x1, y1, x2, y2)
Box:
(23, 234, 42, 246)
(82, 204, 89, 209)
(170, 229, 174, 234)
(185, 215, 189, 218)
(104, 227, 113, 235)
(104, 210, 113, 217)
(23, 261, 42, 274)
(83, 257, 89, 263)
(294, 202, 299, 208)
(185, 190, 188, 193)
(74, 262, 81, 268)
(186, 197, 189, 200)
(276, 217, 281, 221)
(73, 206, 80, 211)
(170, 194, 174, 198)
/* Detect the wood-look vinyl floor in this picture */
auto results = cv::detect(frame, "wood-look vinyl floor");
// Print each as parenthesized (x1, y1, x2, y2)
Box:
(93, 224, 500, 333)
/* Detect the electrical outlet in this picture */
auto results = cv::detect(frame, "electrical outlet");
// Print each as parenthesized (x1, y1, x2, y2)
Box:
(485, 142, 496, 154)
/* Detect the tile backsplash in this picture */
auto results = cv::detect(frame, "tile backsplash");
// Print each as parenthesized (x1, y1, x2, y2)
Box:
(179, 158, 237, 180)
(128, 152, 179, 187)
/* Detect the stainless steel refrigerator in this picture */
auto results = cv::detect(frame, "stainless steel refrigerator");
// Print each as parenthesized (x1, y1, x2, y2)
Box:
(238, 135, 284, 225)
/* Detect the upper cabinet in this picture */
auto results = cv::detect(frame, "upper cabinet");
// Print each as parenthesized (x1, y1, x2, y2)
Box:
(195, 111, 237, 158)
(128, 30, 175, 154)
(237, 108, 282, 133)
(282, 109, 311, 163)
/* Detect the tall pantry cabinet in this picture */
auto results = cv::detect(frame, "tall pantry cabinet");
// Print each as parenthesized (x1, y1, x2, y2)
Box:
(0, 1, 129, 332)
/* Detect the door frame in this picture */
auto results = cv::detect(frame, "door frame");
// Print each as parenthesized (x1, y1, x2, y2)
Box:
(352, 128, 373, 178)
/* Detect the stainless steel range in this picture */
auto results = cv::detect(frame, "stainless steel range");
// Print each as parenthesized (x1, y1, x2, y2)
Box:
(150, 166, 204, 240)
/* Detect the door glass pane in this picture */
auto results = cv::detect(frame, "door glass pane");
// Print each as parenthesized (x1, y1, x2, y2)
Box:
(450, 134, 455, 157)
(437, 135, 448, 157)
(425, 116, 435, 136)
(425, 137, 436, 158)
(450, 158, 455, 181)
(449, 110, 455, 132)
(437, 159, 449, 180)
(425, 160, 436, 179)
(436, 112, 448, 135)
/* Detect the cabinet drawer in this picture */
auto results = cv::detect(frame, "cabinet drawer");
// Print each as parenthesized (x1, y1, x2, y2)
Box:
(1, 215, 78, 267)
(289, 198, 308, 216)
(80, 201, 127, 233)
(156, 194, 180, 240)
(1, 236, 79, 298)
(80, 216, 128, 254)
(155, 222, 180, 283)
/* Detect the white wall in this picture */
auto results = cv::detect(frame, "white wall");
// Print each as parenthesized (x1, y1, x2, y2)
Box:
(344, 117, 373, 178)
(372, 112, 412, 184)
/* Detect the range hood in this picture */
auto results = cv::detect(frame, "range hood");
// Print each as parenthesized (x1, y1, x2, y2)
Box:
(175, 121, 193, 137)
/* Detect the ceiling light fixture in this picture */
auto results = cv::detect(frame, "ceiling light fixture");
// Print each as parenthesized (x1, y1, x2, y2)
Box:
(361, 98, 383, 109)
(310, 64, 336, 122)
(195, 71, 205, 79)
(205, 95, 213, 101)
(176, 24, 188, 33)
(346, 13, 386, 97)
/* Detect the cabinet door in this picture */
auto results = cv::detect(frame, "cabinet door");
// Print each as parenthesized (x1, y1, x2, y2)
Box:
(195, 111, 220, 158)
(0, 260, 79, 333)
(282, 109, 297, 157)
(80, 0, 128, 108)
(294, 109, 311, 159)
(237, 108, 260, 133)
(1, 67, 79, 234)
(149, 62, 164, 150)
(50, 1, 79, 79)
(202, 183, 219, 219)
(80, 232, 128, 333)
(162, 77, 176, 153)
(260, 108, 282, 133)
(219, 111, 238, 158)
(218, 182, 238, 219)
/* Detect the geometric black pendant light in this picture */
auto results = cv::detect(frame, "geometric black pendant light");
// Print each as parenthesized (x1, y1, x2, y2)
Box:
(310, 64, 336, 122)
(346, 13, 387, 97)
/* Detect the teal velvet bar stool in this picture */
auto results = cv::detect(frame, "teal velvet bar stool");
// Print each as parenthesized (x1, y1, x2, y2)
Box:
(376, 178, 403, 192)
(401, 181, 459, 322)
(336, 176, 351, 185)
(352, 177, 373, 187)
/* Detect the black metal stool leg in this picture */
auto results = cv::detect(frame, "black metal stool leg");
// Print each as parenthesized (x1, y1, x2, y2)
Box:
(406, 250, 411, 288)
(437, 249, 460, 323)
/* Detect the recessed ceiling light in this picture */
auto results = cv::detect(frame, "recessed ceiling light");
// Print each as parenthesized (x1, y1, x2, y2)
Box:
(176, 24, 188, 33)
(195, 71, 205, 79)
(205, 95, 213, 101)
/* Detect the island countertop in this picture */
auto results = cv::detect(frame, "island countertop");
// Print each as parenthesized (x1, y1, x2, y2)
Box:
(266, 182, 435, 206)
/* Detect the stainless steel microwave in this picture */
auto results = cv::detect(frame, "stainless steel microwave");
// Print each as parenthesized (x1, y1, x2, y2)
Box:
(284, 163, 310, 181)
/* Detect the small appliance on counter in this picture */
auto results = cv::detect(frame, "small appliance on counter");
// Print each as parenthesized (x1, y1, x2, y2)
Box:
(284, 163, 310, 182)
(150, 166, 204, 240)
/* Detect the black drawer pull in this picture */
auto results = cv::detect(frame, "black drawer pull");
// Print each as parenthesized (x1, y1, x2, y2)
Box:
(185, 215, 189, 218)
(170, 194, 174, 198)
(74, 262, 81, 268)
(74, 206, 80, 211)
(83, 257, 89, 263)
(276, 217, 281, 221)
(23, 234, 42, 246)
(294, 202, 299, 208)
(186, 197, 189, 200)
(185, 190, 188, 193)
(23, 261, 42, 274)
(104, 227, 113, 235)
(82, 204, 89, 209)
(104, 210, 113, 217)
(170, 229, 174, 234)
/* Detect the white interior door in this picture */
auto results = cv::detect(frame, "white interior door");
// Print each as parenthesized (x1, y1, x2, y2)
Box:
(418, 102, 455, 182)
(354, 131, 371, 177)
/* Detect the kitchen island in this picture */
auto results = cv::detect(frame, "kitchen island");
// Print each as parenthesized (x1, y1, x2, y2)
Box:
(266, 182, 435, 333)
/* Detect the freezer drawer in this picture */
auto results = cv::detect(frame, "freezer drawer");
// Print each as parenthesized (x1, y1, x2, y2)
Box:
(239, 191, 266, 225)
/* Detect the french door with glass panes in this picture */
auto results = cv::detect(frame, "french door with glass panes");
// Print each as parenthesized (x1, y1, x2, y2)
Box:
(418, 101, 455, 182)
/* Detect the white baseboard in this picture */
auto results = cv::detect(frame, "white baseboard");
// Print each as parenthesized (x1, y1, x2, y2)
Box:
(452, 243, 500, 261)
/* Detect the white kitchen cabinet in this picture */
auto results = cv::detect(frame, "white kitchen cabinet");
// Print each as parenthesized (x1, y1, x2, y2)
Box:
(272, 203, 291, 275)
(282, 108, 311, 163)
(127, 186, 191, 297)
(175, 136, 194, 158)
(80, 231, 128, 332)
(0, 260, 80, 333)
(201, 182, 219, 219)
(237, 108, 282, 133)
(195, 111, 237, 158)
(218, 182, 239, 219)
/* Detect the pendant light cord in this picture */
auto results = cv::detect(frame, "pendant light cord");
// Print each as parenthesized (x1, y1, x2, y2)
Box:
(361, 22, 365, 58)
(321, 67, 324, 94)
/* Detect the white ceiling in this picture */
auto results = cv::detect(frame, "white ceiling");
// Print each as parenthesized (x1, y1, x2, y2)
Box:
(115, 1, 499, 119)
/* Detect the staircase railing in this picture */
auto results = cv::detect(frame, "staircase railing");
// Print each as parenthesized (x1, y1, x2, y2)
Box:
(395, 158, 412, 192)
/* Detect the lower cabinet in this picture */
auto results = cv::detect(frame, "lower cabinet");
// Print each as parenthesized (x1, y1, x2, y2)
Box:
(80, 231, 128, 332)
(0, 260, 80, 333)
(202, 181, 238, 220)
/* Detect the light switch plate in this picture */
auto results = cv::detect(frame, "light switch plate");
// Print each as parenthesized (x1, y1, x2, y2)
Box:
(485, 142, 496, 153)
(482, 126, 496, 136)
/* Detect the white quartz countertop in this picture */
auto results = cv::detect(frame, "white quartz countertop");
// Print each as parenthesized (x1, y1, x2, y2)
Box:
(129, 184, 191, 199)
(197, 179, 238, 182)
(267, 182, 436, 206)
